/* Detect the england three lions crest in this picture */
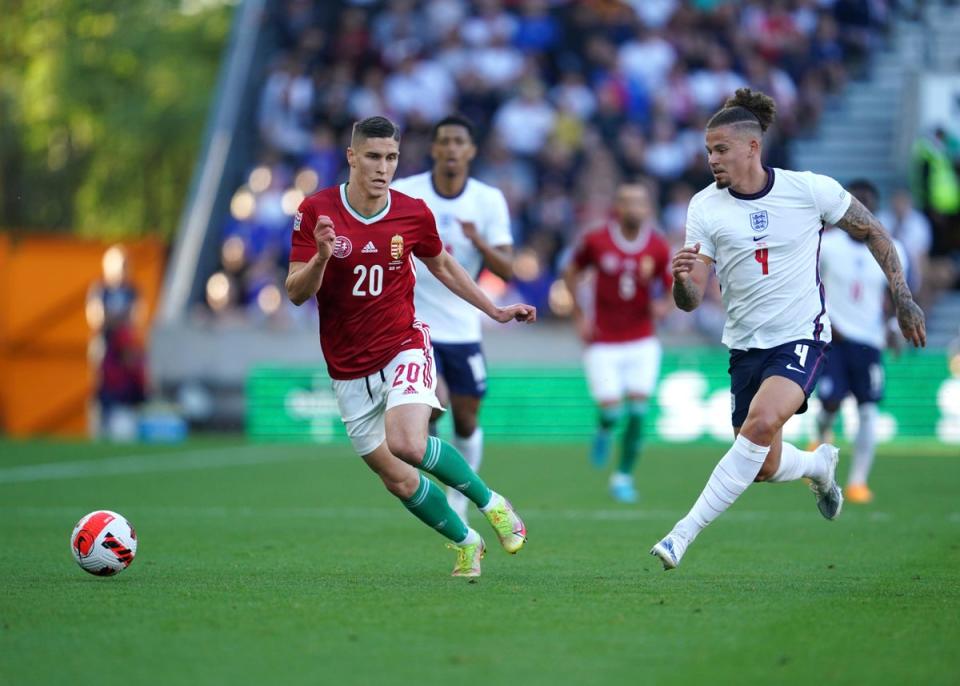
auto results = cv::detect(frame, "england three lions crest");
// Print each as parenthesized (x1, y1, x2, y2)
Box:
(390, 234, 404, 260)
(749, 210, 769, 232)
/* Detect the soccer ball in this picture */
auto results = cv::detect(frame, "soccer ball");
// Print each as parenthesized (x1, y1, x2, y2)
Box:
(70, 510, 138, 576)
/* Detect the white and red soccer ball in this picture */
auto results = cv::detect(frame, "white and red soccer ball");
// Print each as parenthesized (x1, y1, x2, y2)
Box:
(70, 510, 138, 576)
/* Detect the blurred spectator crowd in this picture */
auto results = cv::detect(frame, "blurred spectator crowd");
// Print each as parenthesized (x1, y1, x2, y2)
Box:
(207, 0, 929, 340)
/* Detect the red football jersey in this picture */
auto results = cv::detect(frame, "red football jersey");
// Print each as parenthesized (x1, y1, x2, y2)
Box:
(290, 184, 443, 379)
(572, 223, 672, 343)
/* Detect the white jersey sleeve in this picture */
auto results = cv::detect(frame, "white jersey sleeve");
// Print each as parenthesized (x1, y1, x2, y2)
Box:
(808, 172, 852, 225)
(683, 196, 716, 261)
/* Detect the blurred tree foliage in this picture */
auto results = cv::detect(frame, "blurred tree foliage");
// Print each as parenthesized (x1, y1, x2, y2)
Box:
(0, 0, 233, 239)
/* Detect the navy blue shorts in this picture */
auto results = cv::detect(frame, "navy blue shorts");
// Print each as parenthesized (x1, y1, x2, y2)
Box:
(728, 339, 829, 427)
(817, 338, 883, 405)
(432, 342, 487, 398)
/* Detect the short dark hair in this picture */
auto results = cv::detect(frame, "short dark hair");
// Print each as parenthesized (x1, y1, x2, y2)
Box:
(707, 88, 777, 134)
(351, 116, 401, 145)
(431, 114, 475, 142)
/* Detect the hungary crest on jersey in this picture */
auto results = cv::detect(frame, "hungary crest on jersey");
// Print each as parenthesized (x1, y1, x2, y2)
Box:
(391, 234, 405, 259)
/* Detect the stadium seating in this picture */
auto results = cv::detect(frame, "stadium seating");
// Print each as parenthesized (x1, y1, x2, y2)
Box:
(205, 0, 896, 323)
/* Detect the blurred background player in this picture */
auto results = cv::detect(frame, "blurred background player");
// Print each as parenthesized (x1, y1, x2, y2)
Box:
(286, 116, 533, 578)
(85, 245, 146, 441)
(651, 89, 926, 571)
(392, 114, 514, 522)
(563, 182, 671, 503)
(877, 186, 933, 304)
(814, 179, 908, 504)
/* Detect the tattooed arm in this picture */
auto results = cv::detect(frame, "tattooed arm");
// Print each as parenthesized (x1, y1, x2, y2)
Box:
(671, 242, 713, 312)
(835, 196, 927, 347)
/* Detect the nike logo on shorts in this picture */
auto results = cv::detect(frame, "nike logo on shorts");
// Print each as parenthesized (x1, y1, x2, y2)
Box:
(786, 364, 804, 372)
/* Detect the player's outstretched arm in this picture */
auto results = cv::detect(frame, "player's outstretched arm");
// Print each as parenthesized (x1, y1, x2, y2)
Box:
(286, 216, 335, 305)
(671, 243, 712, 312)
(835, 197, 927, 347)
(421, 249, 536, 323)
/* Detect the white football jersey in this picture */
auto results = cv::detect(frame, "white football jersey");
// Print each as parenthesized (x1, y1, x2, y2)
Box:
(820, 229, 906, 349)
(392, 172, 513, 343)
(685, 168, 852, 350)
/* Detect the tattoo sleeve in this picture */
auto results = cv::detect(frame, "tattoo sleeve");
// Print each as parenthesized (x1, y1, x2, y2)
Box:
(672, 277, 702, 312)
(835, 197, 912, 306)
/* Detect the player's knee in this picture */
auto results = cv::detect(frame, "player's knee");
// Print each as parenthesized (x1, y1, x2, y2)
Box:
(386, 434, 427, 465)
(381, 470, 419, 499)
(741, 412, 779, 445)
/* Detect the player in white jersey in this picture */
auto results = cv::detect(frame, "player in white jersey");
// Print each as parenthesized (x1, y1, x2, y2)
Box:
(650, 89, 926, 571)
(814, 180, 908, 505)
(392, 114, 514, 521)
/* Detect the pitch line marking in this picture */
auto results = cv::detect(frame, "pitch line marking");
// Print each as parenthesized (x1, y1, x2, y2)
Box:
(2, 505, 957, 524)
(0, 444, 326, 485)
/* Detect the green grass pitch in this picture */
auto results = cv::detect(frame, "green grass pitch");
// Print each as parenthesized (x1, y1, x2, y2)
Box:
(0, 437, 957, 685)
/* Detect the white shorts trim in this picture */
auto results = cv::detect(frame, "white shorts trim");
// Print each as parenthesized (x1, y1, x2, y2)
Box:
(584, 337, 662, 404)
(333, 347, 443, 455)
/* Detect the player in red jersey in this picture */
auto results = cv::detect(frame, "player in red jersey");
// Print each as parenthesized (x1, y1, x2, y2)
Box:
(563, 182, 672, 503)
(286, 117, 535, 578)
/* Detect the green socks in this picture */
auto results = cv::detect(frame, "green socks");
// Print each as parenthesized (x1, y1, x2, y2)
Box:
(401, 474, 468, 543)
(398, 438, 494, 544)
(617, 403, 647, 476)
(420, 436, 492, 508)
(599, 405, 622, 432)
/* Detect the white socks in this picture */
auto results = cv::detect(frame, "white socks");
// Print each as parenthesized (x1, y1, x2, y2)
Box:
(849, 403, 877, 486)
(673, 434, 769, 543)
(768, 441, 830, 484)
(447, 429, 483, 520)
(815, 402, 877, 486)
(479, 491, 502, 514)
(457, 528, 482, 546)
(453, 428, 483, 473)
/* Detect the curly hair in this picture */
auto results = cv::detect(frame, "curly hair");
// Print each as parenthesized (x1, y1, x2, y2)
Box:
(707, 88, 777, 133)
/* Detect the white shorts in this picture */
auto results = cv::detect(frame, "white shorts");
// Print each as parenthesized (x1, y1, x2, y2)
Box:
(584, 337, 662, 404)
(332, 347, 443, 456)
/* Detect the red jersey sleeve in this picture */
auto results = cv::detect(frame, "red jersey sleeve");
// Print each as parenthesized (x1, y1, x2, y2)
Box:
(289, 200, 319, 263)
(658, 237, 674, 289)
(572, 233, 593, 269)
(412, 200, 443, 259)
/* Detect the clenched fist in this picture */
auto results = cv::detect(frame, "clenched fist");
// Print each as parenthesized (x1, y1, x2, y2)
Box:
(493, 304, 537, 323)
(314, 215, 336, 261)
(672, 242, 702, 282)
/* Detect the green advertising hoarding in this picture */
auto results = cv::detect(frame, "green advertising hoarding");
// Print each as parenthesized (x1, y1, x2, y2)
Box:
(247, 349, 960, 446)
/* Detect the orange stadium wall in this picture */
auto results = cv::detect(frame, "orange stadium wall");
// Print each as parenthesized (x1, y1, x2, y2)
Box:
(0, 234, 165, 438)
